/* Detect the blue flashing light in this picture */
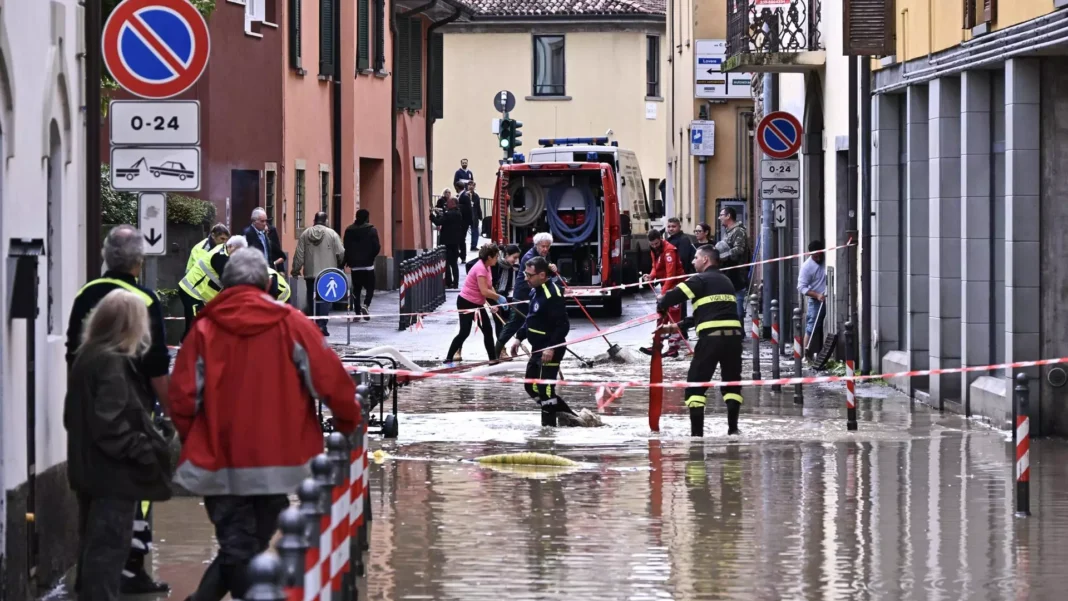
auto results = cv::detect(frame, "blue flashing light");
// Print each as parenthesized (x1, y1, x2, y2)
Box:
(538, 136, 611, 147)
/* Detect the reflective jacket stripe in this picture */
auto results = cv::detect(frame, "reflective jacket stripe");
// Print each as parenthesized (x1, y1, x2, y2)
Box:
(77, 278, 154, 306)
(692, 294, 737, 308)
(677, 282, 695, 299)
(696, 319, 743, 332)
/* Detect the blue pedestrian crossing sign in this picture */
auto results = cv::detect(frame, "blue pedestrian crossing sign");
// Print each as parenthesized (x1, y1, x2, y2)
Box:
(315, 268, 349, 303)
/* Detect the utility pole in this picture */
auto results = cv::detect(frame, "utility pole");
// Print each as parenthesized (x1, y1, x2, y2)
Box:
(85, 0, 102, 279)
(846, 56, 860, 359)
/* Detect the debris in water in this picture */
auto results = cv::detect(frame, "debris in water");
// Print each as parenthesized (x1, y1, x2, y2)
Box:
(556, 408, 605, 428)
(476, 452, 577, 466)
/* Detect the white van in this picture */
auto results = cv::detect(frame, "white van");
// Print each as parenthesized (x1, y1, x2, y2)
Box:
(527, 137, 662, 281)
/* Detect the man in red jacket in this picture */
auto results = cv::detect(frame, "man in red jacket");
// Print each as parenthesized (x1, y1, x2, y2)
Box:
(170, 248, 359, 600)
(641, 229, 686, 357)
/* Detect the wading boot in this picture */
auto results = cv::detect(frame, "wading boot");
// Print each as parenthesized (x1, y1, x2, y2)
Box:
(689, 407, 704, 437)
(726, 400, 741, 436)
(541, 410, 558, 427)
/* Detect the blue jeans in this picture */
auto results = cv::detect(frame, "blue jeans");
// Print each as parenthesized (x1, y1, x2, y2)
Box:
(735, 291, 747, 321)
(805, 299, 824, 336)
(469, 224, 480, 249)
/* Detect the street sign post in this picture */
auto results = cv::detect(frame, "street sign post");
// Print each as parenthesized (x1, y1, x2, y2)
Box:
(761, 159, 800, 180)
(102, 0, 211, 99)
(138, 193, 168, 254)
(315, 268, 349, 303)
(756, 111, 804, 160)
(493, 90, 516, 114)
(690, 121, 715, 156)
(772, 200, 788, 229)
(110, 100, 200, 145)
(760, 180, 801, 200)
(110, 146, 201, 191)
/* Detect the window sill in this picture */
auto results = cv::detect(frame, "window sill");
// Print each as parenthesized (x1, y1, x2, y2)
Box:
(972, 22, 992, 37)
(293, 68, 307, 77)
(262, 21, 278, 29)
(646, 96, 664, 102)
(374, 70, 389, 79)
(226, 0, 245, 5)
(525, 95, 571, 102)
(244, 29, 263, 39)
(357, 68, 374, 76)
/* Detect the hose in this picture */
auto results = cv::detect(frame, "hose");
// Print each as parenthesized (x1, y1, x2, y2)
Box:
(508, 179, 546, 228)
(546, 184, 597, 244)
(476, 452, 577, 466)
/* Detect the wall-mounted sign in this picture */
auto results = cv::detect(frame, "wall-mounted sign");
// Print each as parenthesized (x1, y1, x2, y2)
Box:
(695, 39, 753, 99)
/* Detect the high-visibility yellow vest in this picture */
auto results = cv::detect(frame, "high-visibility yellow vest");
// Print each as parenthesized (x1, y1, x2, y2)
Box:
(179, 244, 227, 303)
(268, 268, 290, 302)
(186, 237, 214, 273)
(76, 278, 155, 307)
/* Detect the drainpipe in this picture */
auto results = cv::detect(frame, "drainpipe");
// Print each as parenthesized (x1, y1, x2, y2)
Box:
(331, 0, 343, 233)
(761, 73, 776, 336)
(860, 59, 873, 374)
(425, 6, 463, 247)
(847, 56, 860, 358)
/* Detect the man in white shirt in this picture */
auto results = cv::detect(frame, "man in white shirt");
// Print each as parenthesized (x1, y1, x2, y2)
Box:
(797, 239, 827, 356)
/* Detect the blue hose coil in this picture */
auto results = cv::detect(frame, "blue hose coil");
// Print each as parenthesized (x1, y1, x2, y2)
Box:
(546, 184, 597, 244)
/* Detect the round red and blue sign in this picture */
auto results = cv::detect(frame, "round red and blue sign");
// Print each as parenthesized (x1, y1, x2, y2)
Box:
(756, 111, 804, 160)
(102, 0, 211, 99)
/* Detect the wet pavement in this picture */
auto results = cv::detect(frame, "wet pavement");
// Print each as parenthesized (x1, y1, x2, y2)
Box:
(60, 274, 1068, 600)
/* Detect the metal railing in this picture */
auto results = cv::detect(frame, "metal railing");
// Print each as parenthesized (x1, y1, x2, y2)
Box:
(398, 247, 446, 330)
(726, 0, 823, 58)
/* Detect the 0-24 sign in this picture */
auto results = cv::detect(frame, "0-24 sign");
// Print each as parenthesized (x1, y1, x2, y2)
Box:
(110, 100, 200, 146)
(761, 159, 799, 181)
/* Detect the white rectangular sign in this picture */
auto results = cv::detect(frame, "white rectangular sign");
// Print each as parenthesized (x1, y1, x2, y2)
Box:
(760, 179, 801, 200)
(690, 120, 715, 156)
(761, 159, 801, 180)
(755, 0, 792, 6)
(110, 100, 200, 146)
(111, 147, 201, 191)
(138, 193, 168, 255)
(773, 200, 788, 229)
(695, 39, 753, 99)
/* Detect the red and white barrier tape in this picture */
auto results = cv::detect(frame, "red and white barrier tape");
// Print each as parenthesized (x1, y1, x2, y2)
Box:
(345, 355, 1068, 391)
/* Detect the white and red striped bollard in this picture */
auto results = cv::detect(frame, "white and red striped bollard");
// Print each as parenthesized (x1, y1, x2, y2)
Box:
(844, 321, 858, 431)
(348, 426, 366, 577)
(770, 300, 781, 392)
(1015, 373, 1031, 517)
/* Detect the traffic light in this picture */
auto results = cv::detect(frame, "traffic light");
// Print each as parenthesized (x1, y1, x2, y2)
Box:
(499, 119, 515, 153)
(510, 119, 523, 151)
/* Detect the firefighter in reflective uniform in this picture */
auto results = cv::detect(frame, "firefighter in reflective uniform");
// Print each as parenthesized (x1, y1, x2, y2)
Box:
(510, 256, 578, 427)
(268, 266, 291, 302)
(656, 244, 744, 437)
(178, 237, 249, 333)
(180, 225, 230, 338)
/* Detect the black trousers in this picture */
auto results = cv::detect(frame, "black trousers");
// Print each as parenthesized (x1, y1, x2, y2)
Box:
(684, 332, 744, 409)
(76, 495, 136, 601)
(179, 289, 203, 341)
(191, 495, 289, 601)
(524, 346, 567, 408)
(349, 269, 375, 308)
(444, 244, 462, 288)
(304, 278, 330, 332)
(446, 296, 495, 360)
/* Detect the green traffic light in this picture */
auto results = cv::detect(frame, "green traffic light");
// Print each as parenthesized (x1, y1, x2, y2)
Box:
(500, 139, 510, 148)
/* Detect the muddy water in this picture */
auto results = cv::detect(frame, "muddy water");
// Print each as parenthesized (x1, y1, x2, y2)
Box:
(132, 378, 1068, 601)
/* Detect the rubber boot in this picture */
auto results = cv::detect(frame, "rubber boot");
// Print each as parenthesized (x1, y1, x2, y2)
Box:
(689, 407, 704, 437)
(726, 400, 741, 436)
(541, 410, 557, 427)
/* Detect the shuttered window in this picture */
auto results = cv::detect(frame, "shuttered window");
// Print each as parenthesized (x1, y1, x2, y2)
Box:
(395, 17, 424, 110)
(319, 0, 336, 77)
(430, 32, 444, 119)
(289, 0, 303, 72)
(983, 0, 997, 24)
(374, 0, 386, 71)
(843, 0, 895, 56)
(963, 0, 996, 30)
(963, 0, 976, 29)
(357, 0, 370, 72)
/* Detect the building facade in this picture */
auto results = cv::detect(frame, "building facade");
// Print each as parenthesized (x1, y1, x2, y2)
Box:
(0, 0, 85, 597)
(433, 0, 667, 204)
(871, 0, 1068, 436)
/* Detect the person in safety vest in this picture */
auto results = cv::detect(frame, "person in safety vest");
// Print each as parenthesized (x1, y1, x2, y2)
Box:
(180, 225, 231, 340)
(641, 229, 686, 357)
(267, 266, 291, 302)
(178, 236, 249, 338)
(64, 224, 173, 595)
(656, 244, 744, 437)
(510, 256, 578, 427)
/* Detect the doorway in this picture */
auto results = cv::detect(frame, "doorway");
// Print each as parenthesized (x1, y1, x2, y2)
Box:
(230, 169, 261, 231)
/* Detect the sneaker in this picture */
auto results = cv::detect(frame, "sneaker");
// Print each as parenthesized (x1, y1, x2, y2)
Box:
(121, 571, 170, 595)
(361, 304, 371, 322)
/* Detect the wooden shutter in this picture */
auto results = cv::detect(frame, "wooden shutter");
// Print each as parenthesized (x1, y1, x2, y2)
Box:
(983, 0, 997, 24)
(319, 0, 335, 77)
(409, 17, 423, 110)
(357, 0, 370, 72)
(843, 0, 895, 56)
(396, 18, 411, 109)
(430, 32, 444, 120)
(289, 0, 302, 71)
(374, 0, 386, 71)
(963, 0, 976, 29)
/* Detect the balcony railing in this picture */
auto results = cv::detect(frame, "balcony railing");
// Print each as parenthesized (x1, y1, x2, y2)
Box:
(724, 0, 825, 72)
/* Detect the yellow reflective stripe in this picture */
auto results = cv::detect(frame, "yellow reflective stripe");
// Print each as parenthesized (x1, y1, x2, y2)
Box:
(723, 392, 743, 404)
(677, 282, 695, 299)
(541, 283, 554, 298)
(77, 278, 154, 306)
(692, 294, 737, 308)
(269, 269, 291, 302)
(696, 319, 743, 331)
(542, 362, 559, 367)
(685, 395, 707, 408)
(529, 328, 547, 335)
(140, 501, 151, 516)
(179, 276, 206, 300)
(197, 258, 221, 286)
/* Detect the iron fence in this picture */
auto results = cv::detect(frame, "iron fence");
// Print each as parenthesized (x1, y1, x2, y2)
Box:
(726, 0, 823, 58)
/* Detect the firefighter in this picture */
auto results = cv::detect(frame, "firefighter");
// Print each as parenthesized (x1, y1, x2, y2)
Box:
(186, 223, 231, 272)
(640, 228, 686, 357)
(178, 236, 249, 332)
(509, 256, 578, 426)
(656, 244, 744, 437)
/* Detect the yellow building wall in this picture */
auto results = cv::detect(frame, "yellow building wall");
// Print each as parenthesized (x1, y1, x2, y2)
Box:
(893, 0, 1056, 63)
(434, 30, 667, 198)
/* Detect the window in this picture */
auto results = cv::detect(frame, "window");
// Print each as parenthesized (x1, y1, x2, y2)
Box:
(374, 0, 386, 71)
(295, 168, 306, 234)
(429, 32, 443, 119)
(245, 0, 265, 35)
(532, 35, 565, 96)
(265, 169, 277, 225)
(357, 0, 370, 72)
(963, 0, 997, 29)
(288, 0, 303, 73)
(646, 35, 660, 98)
(395, 17, 423, 109)
(320, 171, 330, 213)
(47, 122, 62, 334)
(319, 0, 336, 77)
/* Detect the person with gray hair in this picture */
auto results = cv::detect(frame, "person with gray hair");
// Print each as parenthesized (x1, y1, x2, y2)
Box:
(221, 248, 270, 290)
(243, 206, 285, 269)
(494, 232, 558, 358)
(65, 224, 174, 595)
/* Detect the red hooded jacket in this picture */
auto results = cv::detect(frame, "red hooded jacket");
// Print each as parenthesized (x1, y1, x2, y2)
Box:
(649, 239, 684, 292)
(170, 285, 359, 496)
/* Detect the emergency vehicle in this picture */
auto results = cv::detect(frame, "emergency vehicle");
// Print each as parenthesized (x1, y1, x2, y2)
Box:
(491, 160, 627, 315)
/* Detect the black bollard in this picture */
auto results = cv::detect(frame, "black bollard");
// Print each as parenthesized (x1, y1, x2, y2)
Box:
(771, 300, 781, 392)
(792, 308, 803, 405)
(326, 433, 350, 488)
(245, 553, 286, 601)
(275, 507, 308, 587)
(749, 294, 761, 381)
(310, 454, 335, 515)
(297, 478, 324, 544)
(1015, 373, 1031, 517)
(844, 322, 858, 431)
